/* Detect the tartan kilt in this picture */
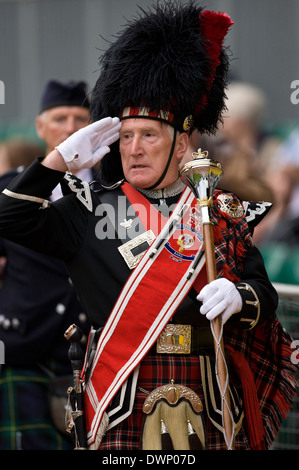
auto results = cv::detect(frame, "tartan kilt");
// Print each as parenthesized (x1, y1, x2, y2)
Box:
(0, 364, 73, 450)
(98, 352, 251, 450)
(224, 316, 298, 448)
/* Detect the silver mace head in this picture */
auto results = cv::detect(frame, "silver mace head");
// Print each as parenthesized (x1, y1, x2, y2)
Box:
(180, 149, 223, 206)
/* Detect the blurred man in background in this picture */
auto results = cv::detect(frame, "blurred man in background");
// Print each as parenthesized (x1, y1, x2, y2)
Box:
(0, 80, 91, 450)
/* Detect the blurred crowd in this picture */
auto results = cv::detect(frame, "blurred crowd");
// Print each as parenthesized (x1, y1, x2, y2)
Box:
(186, 81, 299, 253)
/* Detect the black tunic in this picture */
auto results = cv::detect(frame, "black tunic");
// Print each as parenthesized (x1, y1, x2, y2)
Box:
(0, 158, 278, 332)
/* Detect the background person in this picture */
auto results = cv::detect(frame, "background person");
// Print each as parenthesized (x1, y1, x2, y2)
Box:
(0, 80, 91, 450)
(183, 81, 276, 204)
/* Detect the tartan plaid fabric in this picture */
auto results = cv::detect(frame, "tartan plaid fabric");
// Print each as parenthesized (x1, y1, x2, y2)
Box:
(0, 364, 73, 450)
(98, 353, 251, 450)
(224, 317, 298, 448)
(97, 317, 298, 451)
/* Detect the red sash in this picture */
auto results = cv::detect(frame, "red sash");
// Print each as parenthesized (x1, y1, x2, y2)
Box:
(85, 184, 207, 447)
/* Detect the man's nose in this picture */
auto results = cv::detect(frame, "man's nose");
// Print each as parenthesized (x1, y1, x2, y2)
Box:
(65, 117, 77, 136)
(130, 135, 143, 156)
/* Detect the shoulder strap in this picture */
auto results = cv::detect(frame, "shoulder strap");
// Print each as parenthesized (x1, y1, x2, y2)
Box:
(243, 201, 272, 230)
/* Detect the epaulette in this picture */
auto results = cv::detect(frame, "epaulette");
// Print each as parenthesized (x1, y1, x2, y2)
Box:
(215, 191, 272, 229)
(243, 201, 272, 229)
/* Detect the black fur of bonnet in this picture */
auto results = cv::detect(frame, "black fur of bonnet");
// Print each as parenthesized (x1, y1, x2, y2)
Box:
(90, 0, 233, 183)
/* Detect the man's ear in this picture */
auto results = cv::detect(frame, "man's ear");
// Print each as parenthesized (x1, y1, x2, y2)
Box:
(35, 115, 45, 140)
(175, 132, 189, 160)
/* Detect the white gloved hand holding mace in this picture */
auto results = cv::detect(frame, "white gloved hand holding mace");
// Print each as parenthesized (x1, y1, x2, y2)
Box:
(197, 278, 243, 325)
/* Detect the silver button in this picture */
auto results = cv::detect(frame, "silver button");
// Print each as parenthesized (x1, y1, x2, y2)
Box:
(56, 303, 66, 315)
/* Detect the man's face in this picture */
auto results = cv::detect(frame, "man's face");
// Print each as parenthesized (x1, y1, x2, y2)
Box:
(36, 106, 89, 153)
(119, 119, 188, 189)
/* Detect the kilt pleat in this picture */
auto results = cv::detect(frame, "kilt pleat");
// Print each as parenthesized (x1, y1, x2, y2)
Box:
(98, 352, 250, 450)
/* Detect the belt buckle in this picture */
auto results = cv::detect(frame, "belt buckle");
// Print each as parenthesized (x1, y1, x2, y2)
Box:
(118, 230, 156, 269)
(156, 324, 192, 354)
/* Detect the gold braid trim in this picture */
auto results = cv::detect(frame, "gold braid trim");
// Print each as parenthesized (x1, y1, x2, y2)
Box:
(237, 282, 261, 330)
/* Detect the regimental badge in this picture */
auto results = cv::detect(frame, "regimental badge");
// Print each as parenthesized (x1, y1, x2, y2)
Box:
(183, 115, 194, 131)
(165, 223, 203, 262)
(216, 193, 244, 218)
(177, 233, 195, 253)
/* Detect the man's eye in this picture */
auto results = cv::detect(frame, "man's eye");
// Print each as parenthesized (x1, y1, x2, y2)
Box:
(120, 133, 132, 141)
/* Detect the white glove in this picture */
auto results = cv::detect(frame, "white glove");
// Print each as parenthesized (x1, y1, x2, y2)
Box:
(56, 117, 121, 171)
(197, 278, 243, 324)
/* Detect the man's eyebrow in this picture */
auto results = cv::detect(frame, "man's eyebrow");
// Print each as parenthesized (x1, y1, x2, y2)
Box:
(120, 125, 158, 133)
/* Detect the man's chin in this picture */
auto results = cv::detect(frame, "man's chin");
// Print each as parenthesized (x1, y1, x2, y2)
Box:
(126, 175, 154, 189)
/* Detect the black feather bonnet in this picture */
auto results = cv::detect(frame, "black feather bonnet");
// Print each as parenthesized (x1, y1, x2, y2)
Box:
(90, 0, 233, 183)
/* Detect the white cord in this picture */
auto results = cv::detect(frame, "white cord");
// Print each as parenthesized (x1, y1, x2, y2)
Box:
(210, 317, 235, 450)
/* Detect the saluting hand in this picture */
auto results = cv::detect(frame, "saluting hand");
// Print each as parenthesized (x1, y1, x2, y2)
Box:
(55, 117, 122, 171)
(197, 278, 243, 325)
